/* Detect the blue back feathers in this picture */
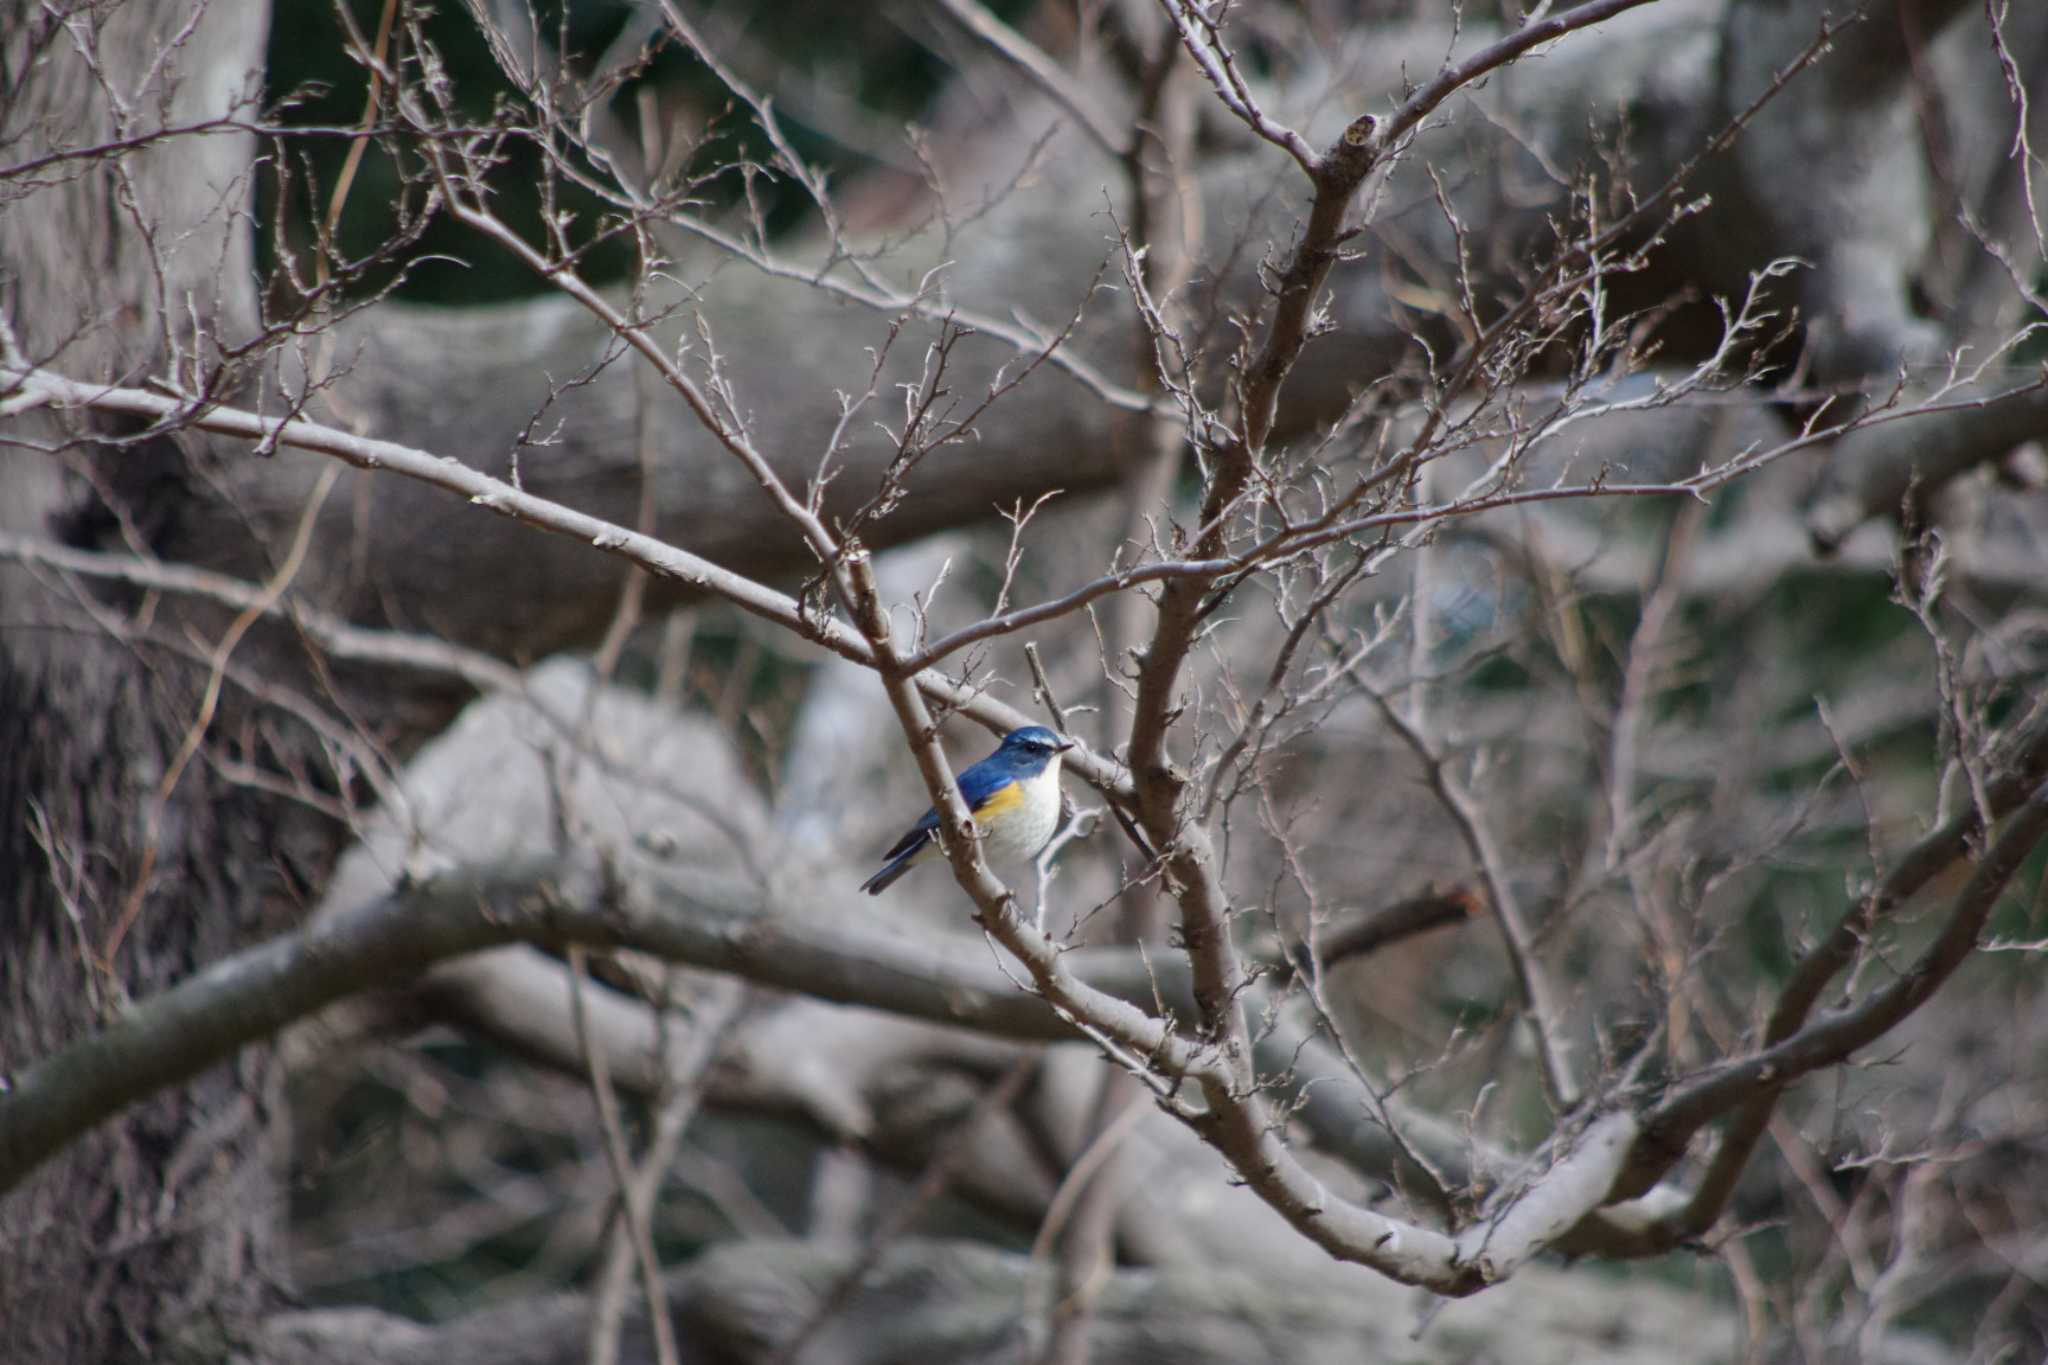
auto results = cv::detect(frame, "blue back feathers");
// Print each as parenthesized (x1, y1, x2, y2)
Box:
(956, 726, 1066, 806)
(860, 726, 1073, 894)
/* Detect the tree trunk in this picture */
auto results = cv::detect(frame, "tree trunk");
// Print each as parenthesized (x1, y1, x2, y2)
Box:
(0, 643, 292, 1362)
(0, 3, 285, 1359)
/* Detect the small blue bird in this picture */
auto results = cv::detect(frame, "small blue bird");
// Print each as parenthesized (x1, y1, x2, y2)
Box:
(860, 726, 1075, 895)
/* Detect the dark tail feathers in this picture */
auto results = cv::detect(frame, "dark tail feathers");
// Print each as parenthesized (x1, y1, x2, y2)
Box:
(860, 840, 926, 895)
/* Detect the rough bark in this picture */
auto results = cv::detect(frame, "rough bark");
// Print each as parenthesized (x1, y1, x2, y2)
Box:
(0, 639, 295, 1364)
(0, 3, 289, 1360)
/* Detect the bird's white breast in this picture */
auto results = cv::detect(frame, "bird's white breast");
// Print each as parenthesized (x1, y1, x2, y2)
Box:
(977, 757, 1065, 870)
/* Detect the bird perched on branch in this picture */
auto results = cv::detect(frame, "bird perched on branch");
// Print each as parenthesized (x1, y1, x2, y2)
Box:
(860, 726, 1074, 895)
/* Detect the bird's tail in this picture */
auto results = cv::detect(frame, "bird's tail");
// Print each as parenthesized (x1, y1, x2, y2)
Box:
(859, 848, 919, 895)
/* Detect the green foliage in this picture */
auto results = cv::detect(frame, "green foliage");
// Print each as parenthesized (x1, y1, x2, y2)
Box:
(258, 0, 1001, 303)
(262, 1, 632, 301)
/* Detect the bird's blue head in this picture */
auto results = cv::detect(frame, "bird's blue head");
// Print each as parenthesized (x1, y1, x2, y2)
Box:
(995, 725, 1074, 774)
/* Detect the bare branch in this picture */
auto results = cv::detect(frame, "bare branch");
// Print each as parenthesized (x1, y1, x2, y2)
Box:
(1372, 0, 1664, 155)
(0, 363, 1135, 798)
(1156, 0, 1317, 173)
(1621, 772, 2048, 1211)
(1645, 707, 2048, 1229)
(0, 530, 522, 694)
(1367, 686, 1584, 1111)
(929, 0, 1126, 161)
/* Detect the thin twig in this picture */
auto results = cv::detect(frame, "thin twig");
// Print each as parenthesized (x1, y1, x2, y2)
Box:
(1603, 502, 1705, 870)
(1367, 685, 1583, 1111)
(1622, 771, 2048, 1214)
(0, 530, 522, 693)
(767, 1056, 1038, 1365)
(586, 976, 745, 1365)
(1373, 0, 1661, 155)
(0, 364, 1135, 800)
(102, 465, 341, 968)
(929, 0, 1125, 160)
(1659, 711, 2048, 1231)
(567, 944, 681, 1365)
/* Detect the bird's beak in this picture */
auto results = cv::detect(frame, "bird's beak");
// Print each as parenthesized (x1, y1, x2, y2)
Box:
(1056, 738, 1076, 753)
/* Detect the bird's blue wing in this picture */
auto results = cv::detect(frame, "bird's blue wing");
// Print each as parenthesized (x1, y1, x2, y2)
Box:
(877, 752, 1018, 861)
(956, 753, 1019, 812)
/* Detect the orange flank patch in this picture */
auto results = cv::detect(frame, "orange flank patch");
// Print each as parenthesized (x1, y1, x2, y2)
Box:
(970, 779, 1026, 824)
